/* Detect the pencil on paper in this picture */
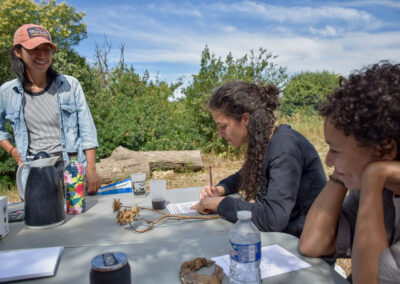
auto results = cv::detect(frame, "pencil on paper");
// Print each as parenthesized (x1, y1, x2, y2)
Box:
(209, 165, 213, 188)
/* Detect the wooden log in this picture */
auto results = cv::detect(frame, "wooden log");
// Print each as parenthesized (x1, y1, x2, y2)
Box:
(96, 146, 203, 184)
(96, 158, 150, 185)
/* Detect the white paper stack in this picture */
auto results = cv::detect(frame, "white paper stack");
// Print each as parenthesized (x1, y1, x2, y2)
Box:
(0, 246, 64, 283)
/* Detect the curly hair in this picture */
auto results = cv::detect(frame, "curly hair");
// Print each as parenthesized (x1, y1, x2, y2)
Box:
(320, 61, 400, 160)
(209, 81, 280, 200)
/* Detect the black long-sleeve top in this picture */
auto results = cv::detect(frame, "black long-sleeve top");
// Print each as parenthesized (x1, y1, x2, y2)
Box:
(216, 124, 326, 237)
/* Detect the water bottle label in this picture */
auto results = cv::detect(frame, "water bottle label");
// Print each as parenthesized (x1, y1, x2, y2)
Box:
(230, 241, 261, 263)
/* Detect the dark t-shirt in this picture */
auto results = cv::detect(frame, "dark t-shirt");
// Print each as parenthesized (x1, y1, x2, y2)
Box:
(336, 190, 400, 282)
(217, 124, 326, 237)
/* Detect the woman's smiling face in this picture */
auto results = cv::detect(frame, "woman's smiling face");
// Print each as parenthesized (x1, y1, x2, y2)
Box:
(14, 43, 53, 76)
(324, 118, 380, 190)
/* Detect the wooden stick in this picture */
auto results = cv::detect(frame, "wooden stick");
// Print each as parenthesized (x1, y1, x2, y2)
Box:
(209, 165, 213, 188)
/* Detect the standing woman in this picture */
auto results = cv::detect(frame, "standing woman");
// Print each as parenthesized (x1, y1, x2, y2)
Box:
(0, 24, 100, 195)
(192, 81, 326, 237)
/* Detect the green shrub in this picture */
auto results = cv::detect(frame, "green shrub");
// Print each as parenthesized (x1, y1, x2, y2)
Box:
(280, 71, 340, 115)
(182, 46, 288, 154)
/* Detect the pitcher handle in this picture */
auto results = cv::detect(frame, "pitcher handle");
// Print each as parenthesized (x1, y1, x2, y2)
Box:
(16, 162, 29, 201)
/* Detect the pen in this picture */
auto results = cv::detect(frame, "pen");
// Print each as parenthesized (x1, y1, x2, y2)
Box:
(209, 165, 213, 188)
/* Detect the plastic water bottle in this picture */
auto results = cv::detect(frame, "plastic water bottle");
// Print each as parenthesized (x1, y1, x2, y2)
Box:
(229, 210, 261, 284)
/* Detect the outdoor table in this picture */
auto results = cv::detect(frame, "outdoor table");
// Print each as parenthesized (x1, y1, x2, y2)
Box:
(1, 187, 348, 283)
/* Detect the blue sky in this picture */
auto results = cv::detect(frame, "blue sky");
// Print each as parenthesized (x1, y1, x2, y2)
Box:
(56, 0, 400, 86)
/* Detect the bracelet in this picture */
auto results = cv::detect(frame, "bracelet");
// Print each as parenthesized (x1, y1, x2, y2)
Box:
(329, 174, 345, 186)
(9, 146, 15, 155)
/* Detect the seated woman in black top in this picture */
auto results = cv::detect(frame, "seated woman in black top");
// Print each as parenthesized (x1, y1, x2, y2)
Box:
(192, 81, 326, 237)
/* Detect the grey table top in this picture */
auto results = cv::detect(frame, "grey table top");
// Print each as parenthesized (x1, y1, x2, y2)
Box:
(0, 187, 348, 284)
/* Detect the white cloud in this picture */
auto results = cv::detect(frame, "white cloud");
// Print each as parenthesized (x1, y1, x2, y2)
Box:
(124, 49, 201, 63)
(214, 1, 375, 26)
(118, 30, 400, 77)
(346, 0, 400, 9)
(85, 1, 380, 39)
(310, 25, 338, 37)
(72, 0, 400, 82)
(145, 2, 203, 18)
(223, 25, 238, 33)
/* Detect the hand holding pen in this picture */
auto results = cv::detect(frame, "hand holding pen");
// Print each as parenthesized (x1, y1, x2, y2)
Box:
(199, 165, 225, 199)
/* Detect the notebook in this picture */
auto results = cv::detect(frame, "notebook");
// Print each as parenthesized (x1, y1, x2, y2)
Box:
(0, 246, 64, 282)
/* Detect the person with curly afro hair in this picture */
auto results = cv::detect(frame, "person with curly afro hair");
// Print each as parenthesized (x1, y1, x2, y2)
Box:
(300, 61, 400, 284)
(191, 81, 327, 238)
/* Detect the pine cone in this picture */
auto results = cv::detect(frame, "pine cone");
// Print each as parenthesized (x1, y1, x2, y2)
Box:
(116, 208, 136, 224)
(113, 199, 122, 212)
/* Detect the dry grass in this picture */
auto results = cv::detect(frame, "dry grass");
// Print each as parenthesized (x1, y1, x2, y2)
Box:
(0, 185, 20, 203)
(277, 113, 333, 175)
(162, 153, 243, 190)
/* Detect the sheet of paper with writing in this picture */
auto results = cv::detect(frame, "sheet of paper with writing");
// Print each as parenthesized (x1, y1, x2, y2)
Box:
(167, 201, 198, 215)
(212, 244, 311, 279)
(0, 246, 64, 283)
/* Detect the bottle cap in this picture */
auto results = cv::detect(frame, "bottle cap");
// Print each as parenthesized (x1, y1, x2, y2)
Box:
(237, 210, 252, 220)
(91, 252, 128, 272)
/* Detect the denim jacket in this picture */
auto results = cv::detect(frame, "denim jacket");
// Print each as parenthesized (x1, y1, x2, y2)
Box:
(0, 74, 99, 167)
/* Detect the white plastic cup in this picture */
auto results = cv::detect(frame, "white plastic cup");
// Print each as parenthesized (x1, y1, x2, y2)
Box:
(149, 179, 167, 209)
(131, 173, 146, 195)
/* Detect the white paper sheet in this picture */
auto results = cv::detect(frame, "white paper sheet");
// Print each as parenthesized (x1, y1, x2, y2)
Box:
(212, 244, 311, 279)
(0, 246, 64, 283)
(167, 201, 197, 214)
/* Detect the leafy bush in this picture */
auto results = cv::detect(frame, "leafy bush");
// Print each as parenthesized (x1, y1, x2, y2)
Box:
(88, 65, 189, 158)
(280, 71, 340, 115)
(183, 46, 288, 154)
(89, 46, 288, 159)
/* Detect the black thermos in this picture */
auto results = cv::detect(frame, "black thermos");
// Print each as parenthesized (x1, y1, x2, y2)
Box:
(90, 252, 131, 284)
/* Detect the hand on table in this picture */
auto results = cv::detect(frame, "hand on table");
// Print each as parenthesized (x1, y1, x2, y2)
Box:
(199, 185, 224, 200)
(191, 196, 224, 215)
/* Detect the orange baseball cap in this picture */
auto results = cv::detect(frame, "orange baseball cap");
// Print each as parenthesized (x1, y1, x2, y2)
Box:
(13, 24, 57, 51)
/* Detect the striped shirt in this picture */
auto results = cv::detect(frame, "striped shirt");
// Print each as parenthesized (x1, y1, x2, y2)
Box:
(24, 81, 62, 155)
